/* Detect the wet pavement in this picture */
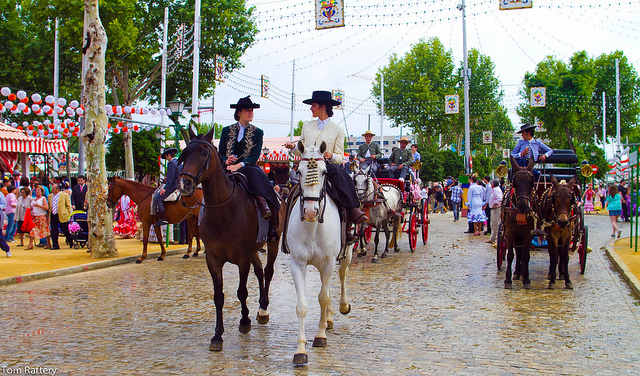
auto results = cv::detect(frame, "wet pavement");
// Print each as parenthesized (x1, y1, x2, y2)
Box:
(1, 212, 639, 375)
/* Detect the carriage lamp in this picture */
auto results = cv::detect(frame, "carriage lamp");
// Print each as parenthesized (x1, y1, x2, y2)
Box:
(167, 100, 186, 147)
(167, 100, 186, 116)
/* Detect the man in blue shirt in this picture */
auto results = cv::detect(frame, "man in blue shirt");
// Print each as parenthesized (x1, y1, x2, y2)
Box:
(511, 123, 553, 181)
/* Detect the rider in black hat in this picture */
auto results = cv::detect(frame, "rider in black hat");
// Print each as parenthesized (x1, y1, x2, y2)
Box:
(219, 96, 280, 241)
(153, 147, 181, 226)
(511, 123, 553, 168)
(285, 90, 368, 240)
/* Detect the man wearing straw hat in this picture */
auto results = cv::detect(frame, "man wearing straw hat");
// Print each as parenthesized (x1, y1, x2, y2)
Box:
(388, 136, 412, 180)
(357, 130, 382, 176)
(285, 90, 368, 233)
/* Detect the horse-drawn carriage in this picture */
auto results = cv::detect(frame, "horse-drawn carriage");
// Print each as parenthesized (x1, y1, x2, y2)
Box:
(496, 150, 590, 289)
(352, 162, 429, 261)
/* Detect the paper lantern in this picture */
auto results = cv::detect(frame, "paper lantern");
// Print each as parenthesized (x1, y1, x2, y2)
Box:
(133, 125, 139, 132)
(150, 109, 158, 115)
(117, 121, 123, 128)
(8, 93, 16, 101)
(31, 93, 41, 104)
(0, 87, 11, 96)
(57, 97, 67, 107)
(76, 107, 84, 116)
(72, 131, 78, 137)
(5, 101, 13, 110)
(113, 128, 120, 134)
(66, 107, 75, 116)
(22, 107, 31, 115)
(69, 100, 79, 109)
(123, 106, 131, 114)
(122, 126, 129, 133)
(17, 126, 23, 131)
(17, 102, 26, 111)
(45, 95, 55, 105)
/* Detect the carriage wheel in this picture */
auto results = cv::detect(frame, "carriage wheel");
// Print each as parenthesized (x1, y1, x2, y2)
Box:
(421, 199, 429, 245)
(578, 225, 588, 274)
(73, 243, 80, 249)
(408, 212, 418, 253)
(496, 224, 507, 270)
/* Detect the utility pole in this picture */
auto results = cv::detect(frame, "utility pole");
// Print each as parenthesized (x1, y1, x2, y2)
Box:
(616, 58, 621, 152)
(380, 73, 384, 154)
(458, 0, 471, 174)
(191, 0, 202, 125)
(290, 60, 295, 143)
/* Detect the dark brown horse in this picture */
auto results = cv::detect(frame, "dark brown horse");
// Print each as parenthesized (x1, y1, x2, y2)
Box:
(177, 127, 285, 352)
(539, 175, 578, 289)
(107, 177, 202, 263)
(501, 157, 536, 289)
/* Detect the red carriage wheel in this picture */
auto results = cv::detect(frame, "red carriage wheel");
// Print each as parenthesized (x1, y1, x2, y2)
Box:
(421, 199, 429, 245)
(578, 225, 588, 274)
(408, 212, 418, 253)
(496, 224, 507, 270)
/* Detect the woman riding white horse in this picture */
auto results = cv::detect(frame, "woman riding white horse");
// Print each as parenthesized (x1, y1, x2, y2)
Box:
(285, 141, 352, 366)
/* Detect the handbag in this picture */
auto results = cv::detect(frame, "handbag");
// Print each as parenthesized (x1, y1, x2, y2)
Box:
(21, 208, 35, 232)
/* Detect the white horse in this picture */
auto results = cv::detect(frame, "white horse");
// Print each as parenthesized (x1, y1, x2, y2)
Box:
(353, 166, 403, 262)
(285, 141, 352, 366)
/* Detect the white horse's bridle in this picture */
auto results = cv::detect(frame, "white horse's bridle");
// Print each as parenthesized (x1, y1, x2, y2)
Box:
(299, 157, 328, 222)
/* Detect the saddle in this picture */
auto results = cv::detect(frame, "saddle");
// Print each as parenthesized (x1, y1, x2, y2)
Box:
(155, 184, 180, 202)
(229, 172, 278, 243)
(281, 184, 350, 260)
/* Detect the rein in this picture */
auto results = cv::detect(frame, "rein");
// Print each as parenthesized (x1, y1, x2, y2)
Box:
(539, 185, 578, 230)
(299, 157, 328, 222)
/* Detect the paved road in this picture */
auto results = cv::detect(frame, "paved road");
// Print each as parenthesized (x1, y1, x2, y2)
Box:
(1, 212, 639, 375)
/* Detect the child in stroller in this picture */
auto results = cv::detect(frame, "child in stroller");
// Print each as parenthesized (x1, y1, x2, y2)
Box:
(68, 210, 89, 250)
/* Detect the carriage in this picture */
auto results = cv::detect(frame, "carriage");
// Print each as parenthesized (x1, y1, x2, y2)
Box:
(353, 159, 429, 254)
(496, 149, 590, 274)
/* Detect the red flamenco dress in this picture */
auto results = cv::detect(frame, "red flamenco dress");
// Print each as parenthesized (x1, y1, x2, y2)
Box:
(113, 195, 139, 238)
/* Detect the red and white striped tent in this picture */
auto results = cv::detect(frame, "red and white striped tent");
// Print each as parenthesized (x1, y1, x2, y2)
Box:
(0, 122, 68, 173)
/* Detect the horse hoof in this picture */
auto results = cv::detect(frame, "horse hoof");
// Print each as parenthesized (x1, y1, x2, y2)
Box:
(340, 304, 351, 315)
(513, 274, 521, 280)
(565, 282, 573, 290)
(504, 283, 513, 289)
(182, 254, 190, 259)
(326, 320, 334, 330)
(380, 253, 387, 259)
(209, 339, 223, 352)
(157, 257, 164, 262)
(548, 283, 555, 290)
(256, 313, 269, 325)
(239, 321, 251, 334)
(357, 252, 366, 258)
(193, 253, 199, 257)
(372, 257, 378, 264)
(293, 353, 308, 366)
(523, 283, 531, 290)
(394, 247, 399, 253)
(135, 259, 143, 264)
(312, 337, 327, 347)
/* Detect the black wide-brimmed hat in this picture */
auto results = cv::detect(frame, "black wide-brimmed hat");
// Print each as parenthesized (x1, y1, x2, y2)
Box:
(517, 123, 536, 134)
(161, 147, 178, 158)
(230, 96, 260, 109)
(302, 91, 340, 106)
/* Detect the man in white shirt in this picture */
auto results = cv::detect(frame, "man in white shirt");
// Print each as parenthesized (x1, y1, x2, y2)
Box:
(482, 176, 493, 235)
(486, 180, 503, 244)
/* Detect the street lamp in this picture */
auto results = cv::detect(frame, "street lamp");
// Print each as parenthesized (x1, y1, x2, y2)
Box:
(167, 100, 186, 148)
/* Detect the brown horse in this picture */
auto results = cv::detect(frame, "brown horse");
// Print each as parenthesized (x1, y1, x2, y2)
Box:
(539, 175, 578, 289)
(177, 127, 285, 352)
(501, 157, 537, 289)
(107, 176, 202, 263)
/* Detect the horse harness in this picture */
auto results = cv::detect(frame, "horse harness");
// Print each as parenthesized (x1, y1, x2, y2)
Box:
(299, 156, 329, 223)
(538, 183, 578, 232)
(354, 171, 398, 220)
(501, 169, 539, 226)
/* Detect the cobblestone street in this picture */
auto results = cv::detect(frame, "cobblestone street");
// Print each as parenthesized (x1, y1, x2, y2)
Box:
(1, 212, 639, 375)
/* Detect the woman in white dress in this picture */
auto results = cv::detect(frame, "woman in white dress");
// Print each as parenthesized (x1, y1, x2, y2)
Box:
(466, 175, 487, 236)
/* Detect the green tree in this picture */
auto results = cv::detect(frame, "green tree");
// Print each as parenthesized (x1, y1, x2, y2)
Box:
(288, 120, 303, 137)
(106, 129, 161, 178)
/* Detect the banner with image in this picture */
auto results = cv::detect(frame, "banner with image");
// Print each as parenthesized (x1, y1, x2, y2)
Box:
(316, 0, 345, 30)
(500, 0, 532, 10)
(445, 94, 459, 114)
(261, 75, 269, 99)
(530, 87, 546, 107)
(332, 89, 344, 110)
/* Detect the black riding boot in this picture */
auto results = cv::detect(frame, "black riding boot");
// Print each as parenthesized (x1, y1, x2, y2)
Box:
(256, 196, 272, 219)
(267, 210, 278, 242)
(154, 211, 168, 227)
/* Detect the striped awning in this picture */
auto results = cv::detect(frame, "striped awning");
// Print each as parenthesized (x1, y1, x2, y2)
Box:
(0, 123, 68, 153)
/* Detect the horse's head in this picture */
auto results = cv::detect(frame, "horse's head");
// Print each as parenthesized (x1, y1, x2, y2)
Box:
(178, 127, 215, 197)
(550, 174, 577, 228)
(353, 165, 371, 202)
(510, 156, 535, 213)
(298, 140, 328, 222)
(106, 176, 122, 208)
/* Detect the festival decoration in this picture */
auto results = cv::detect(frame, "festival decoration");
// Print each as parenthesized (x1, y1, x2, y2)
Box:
(261, 75, 269, 99)
(315, 0, 345, 30)
(332, 89, 344, 110)
(500, 0, 532, 11)
(445, 94, 459, 114)
(530, 87, 546, 107)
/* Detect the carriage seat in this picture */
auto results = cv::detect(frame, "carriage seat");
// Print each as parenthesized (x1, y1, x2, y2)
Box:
(543, 149, 578, 164)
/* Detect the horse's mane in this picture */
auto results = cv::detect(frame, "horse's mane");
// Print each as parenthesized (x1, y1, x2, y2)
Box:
(178, 134, 219, 165)
(114, 177, 156, 191)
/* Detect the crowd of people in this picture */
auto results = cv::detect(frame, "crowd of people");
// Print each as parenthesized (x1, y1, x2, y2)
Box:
(1, 172, 87, 257)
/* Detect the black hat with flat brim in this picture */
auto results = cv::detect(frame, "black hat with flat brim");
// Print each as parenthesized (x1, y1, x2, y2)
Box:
(230, 96, 260, 109)
(517, 123, 536, 134)
(161, 147, 178, 158)
(302, 91, 340, 107)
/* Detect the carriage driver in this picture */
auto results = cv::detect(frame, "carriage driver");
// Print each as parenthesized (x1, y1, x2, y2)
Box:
(219, 96, 281, 242)
(153, 147, 182, 226)
(511, 123, 553, 181)
(284, 90, 369, 238)
(357, 130, 382, 176)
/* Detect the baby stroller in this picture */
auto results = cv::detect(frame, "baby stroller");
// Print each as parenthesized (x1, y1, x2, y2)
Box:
(69, 210, 90, 250)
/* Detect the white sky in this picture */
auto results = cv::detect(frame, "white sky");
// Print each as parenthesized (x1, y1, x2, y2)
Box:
(191, 0, 640, 142)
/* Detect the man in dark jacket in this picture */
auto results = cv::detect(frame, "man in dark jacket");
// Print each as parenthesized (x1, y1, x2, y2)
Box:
(357, 130, 383, 176)
(218, 96, 281, 241)
(388, 137, 412, 179)
(153, 147, 182, 226)
(71, 175, 88, 211)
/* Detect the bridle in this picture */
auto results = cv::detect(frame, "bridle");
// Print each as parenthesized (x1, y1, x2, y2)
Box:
(178, 139, 212, 187)
(353, 169, 372, 201)
(543, 184, 578, 227)
(510, 169, 535, 212)
(299, 156, 328, 222)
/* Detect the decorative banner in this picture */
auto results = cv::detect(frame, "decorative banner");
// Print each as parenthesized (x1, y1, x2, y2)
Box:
(535, 117, 546, 132)
(261, 75, 269, 99)
(500, 0, 532, 10)
(482, 131, 493, 144)
(332, 89, 344, 110)
(530, 87, 546, 107)
(503, 149, 510, 159)
(174, 23, 187, 60)
(215, 55, 225, 82)
(445, 94, 459, 114)
(315, 0, 345, 30)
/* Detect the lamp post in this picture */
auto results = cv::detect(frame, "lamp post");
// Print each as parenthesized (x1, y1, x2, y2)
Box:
(590, 151, 597, 189)
(262, 147, 270, 173)
(167, 100, 186, 148)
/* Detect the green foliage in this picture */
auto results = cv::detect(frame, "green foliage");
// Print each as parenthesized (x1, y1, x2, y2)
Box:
(106, 130, 161, 177)
(471, 154, 492, 179)
(288, 120, 303, 137)
(417, 145, 464, 182)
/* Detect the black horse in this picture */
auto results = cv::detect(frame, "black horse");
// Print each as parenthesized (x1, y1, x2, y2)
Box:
(501, 157, 537, 289)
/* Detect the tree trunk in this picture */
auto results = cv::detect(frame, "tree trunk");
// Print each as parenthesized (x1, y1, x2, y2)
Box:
(82, 0, 118, 258)
(564, 126, 576, 152)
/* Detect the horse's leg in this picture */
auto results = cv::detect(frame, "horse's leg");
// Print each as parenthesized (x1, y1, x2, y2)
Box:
(194, 222, 201, 256)
(237, 261, 252, 334)
(393, 216, 400, 253)
(375, 226, 384, 260)
(357, 224, 367, 257)
(137, 222, 152, 264)
(258, 240, 278, 324)
(504, 239, 514, 289)
(521, 239, 532, 289)
(561, 238, 573, 289)
(313, 260, 334, 348)
(381, 221, 391, 258)
(290, 259, 309, 365)
(208, 258, 225, 351)
(250, 251, 268, 324)
(338, 246, 352, 315)
(548, 235, 558, 289)
(183, 219, 193, 259)
(154, 224, 167, 262)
